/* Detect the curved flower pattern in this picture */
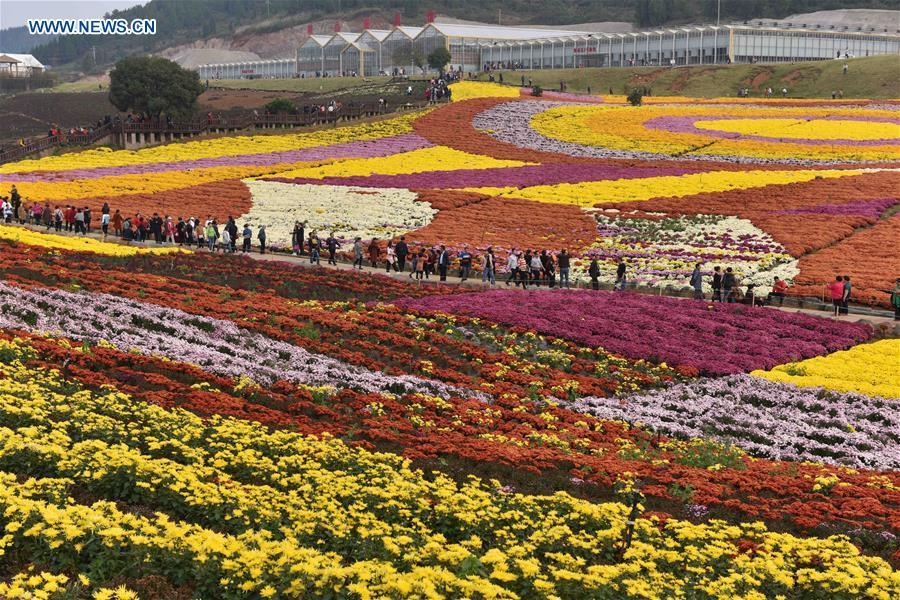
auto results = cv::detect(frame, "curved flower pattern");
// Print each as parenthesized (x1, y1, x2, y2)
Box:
(753, 339, 900, 399)
(565, 374, 900, 470)
(241, 182, 435, 244)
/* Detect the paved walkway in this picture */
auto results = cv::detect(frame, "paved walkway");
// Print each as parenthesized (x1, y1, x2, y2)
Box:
(5, 222, 898, 331)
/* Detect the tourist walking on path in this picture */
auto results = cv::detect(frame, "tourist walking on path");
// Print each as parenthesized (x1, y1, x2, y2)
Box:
(829, 276, 844, 316)
(292, 221, 304, 256)
(518, 252, 530, 288)
(325, 232, 339, 265)
(505, 250, 519, 286)
(367, 238, 380, 267)
(395, 236, 408, 272)
(309, 231, 320, 264)
(9, 186, 20, 223)
(353, 237, 364, 269)
(768, 276, 788, 306)
(425, 248, 437, 279)
(723, 267, 736, 303)
(458, 245, 472, 281)
(885, 278, 900, 321)
(528, 251, 542, 286)
(481, 247, 495, 285)
(73, 206, 84, 233)
(242, 224, 252, 252)
(615, 259, 627, 291)
(437, 245, 450, 281)
(841, 276, 852, 315)
(557, 249, 571, 289)
(690, 263, 703, 299)
(415, 250, 426, 280)
(588, 258, 600, 290)
(112, 210, 123, 237)
(220, 227, 232, 253)
(257, 225, 267, 254)
(408, 250, 419, 278)
(711, 266, 722, 301)
(385, 240, 397, 272)
(101, 211, 111, 240)
(205, 221, 217, 252)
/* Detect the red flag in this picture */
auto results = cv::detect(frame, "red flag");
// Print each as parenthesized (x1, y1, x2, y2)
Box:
(393, 13, 401, 27)
(426, 10, 436, 23)
(307, 24, 313, 34)
(334, 21, 341, 32)
(363, 18, 370, 30)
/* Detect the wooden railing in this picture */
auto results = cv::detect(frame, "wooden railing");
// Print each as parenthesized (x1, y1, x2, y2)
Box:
(0, 123, 116, 164)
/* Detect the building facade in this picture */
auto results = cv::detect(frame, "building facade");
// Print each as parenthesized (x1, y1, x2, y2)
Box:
(197, 21, 900, 80)
(197, 58, 294, 80)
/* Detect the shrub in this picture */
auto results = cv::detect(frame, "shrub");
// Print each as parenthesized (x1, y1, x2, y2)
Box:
(265, 98, 295, 114)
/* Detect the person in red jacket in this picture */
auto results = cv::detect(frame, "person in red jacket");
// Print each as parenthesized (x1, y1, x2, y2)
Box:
(768, 276, 789, 306)
(829, 276, 844, 316)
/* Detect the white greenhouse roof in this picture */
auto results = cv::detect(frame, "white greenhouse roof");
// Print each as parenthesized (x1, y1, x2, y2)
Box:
(361, 29, 391, 41)
(328, 31, 362, 45)
(391, 26, 423, 39)
(424, 23, 591, 41)
(0, 53, 44, 68)
(302, 35, 333, 47)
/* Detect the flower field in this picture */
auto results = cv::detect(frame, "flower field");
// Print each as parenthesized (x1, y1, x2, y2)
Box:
(2, 82, 896, 301)
(0, 82, 898, 597)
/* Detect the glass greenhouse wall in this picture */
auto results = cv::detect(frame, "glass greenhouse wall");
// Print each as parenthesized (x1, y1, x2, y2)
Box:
(197, 23, 899, 79)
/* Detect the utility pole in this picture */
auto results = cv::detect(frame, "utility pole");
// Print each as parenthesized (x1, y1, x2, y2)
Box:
(716, 0, 721, 26)
(498, 9, 501, 25)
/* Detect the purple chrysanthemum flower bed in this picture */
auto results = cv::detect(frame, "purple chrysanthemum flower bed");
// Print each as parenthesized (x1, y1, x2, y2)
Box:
(396, 289, 872, 375)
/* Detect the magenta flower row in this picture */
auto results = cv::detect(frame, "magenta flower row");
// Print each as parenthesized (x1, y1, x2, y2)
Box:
(396, 289, 872, 375)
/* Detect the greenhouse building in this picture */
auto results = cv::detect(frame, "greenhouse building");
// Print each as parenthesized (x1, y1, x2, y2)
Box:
(199, 21, 899, 80)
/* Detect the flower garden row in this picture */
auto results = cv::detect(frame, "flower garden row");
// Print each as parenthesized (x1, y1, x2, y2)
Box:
(1, 338, 896, 598)
(0, 233, 897, 570)
(0, 82, 897, 595)
(1, 82, 897, 304)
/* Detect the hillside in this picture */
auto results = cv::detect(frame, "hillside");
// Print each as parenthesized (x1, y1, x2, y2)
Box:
(23, 0, 897, 68)
(208, 55, 900, 99)
(489, 55, 900, 99)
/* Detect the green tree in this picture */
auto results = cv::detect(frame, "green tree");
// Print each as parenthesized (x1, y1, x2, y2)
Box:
(265, 98, 295, 113)
(627, 88, 644, 106)
(427, 47, 452, 73)
(108, 56, 204, 119)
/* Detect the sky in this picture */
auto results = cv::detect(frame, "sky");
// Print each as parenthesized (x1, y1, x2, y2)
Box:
(0, 0, 147, 29)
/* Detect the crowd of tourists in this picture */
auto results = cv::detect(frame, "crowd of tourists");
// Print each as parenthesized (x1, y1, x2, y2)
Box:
(3, 185, 897, 319)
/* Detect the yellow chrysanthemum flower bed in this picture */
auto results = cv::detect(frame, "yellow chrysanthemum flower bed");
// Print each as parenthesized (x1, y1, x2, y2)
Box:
(269, 146, 533, 180)
(0, 112, 421, 174)
(753, 339, 900, 399)
(0, 225, 184, 256)
(450, 81, 522, 102)
(0, 337, 896, 599)
(464, 168, 865, 206)
(530, 104, 900, 162)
